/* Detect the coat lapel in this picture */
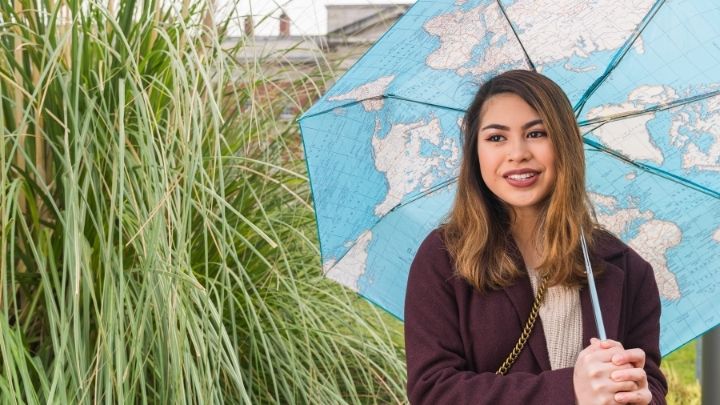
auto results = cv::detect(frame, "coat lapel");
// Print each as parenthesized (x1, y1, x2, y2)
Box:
(502, 274, 553, 371)
(503, 234, 552, 371)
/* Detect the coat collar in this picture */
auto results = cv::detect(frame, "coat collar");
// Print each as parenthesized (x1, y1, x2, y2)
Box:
(503, 231, 627, 370)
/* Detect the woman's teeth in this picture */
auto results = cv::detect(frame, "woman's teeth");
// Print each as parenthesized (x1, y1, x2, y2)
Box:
(508, 173, 536, 180)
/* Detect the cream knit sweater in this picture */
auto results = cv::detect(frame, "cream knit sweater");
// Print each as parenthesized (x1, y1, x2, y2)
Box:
(528, 269, 583, 370)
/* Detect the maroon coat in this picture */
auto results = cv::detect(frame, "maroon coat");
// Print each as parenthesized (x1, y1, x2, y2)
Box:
(404, 229, 667, 404)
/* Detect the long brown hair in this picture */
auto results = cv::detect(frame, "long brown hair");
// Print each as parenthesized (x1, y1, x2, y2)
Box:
(442, 70, 600, 292)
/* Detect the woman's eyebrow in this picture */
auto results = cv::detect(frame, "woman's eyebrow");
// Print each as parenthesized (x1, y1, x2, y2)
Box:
(480, 123, 509, 131)
(480, 119, 543, 132)
(522, 119, 544, 129)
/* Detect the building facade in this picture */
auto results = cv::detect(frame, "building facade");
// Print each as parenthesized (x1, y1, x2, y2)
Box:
(228, 4, 410, 120)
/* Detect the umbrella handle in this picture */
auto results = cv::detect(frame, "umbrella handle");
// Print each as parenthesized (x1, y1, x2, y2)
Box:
(581, 230, 607, 341)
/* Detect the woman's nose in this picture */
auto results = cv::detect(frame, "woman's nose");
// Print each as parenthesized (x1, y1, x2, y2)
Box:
(507, 137, 531, 162)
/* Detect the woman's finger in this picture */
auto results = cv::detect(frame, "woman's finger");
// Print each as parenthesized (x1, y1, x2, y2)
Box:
(598, 338, 624, 350)
(612, 348, 646, 368)
(611, 380, 639, 393)
(611, 367, 647, 383)
(614, 388, 652, 404)
(587, 345, 628, 364)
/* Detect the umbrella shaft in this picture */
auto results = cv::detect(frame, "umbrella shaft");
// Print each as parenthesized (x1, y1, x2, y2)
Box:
(581, 230, 607, 340)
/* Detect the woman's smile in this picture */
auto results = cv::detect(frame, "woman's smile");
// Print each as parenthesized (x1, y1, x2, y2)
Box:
(503, 169, 540, 187)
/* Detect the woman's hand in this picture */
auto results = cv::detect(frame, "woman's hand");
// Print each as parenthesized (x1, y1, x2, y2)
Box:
(574, 338, 637, 405)
(610, 348, 652, 404)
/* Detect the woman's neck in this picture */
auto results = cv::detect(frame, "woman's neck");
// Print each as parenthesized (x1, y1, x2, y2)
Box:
(510, 208, 543, 270)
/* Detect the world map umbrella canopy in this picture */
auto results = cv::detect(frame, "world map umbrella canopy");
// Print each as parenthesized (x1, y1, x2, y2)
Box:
(297, 0, 720, 355)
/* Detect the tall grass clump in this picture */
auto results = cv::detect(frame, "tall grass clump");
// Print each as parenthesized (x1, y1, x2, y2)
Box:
(1, 0, 406, 403)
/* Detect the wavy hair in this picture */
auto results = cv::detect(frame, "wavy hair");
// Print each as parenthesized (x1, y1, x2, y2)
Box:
(442, 70, 601, 292)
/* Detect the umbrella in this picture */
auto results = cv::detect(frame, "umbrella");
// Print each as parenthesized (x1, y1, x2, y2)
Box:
(297, 0, 720, 356)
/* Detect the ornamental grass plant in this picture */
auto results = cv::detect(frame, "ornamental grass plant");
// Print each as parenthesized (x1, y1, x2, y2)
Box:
(0, 0, 405, 403)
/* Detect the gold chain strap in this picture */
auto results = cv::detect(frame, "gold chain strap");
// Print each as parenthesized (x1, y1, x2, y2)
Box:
(495, 275, 548, 376)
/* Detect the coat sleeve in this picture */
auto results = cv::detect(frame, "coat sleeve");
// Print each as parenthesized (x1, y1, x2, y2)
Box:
(622, 252, 668, 405)
(404, 231, 576, 404)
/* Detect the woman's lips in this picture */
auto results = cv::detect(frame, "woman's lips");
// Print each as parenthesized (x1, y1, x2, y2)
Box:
(504, 171, 539, 188)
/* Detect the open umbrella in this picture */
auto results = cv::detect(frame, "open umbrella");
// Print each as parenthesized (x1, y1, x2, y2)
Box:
(298, 0, 720, 355)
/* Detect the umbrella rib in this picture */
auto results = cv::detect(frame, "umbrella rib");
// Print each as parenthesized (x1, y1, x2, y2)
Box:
(299, 94, 467, 121)
(298, 99, 375, 121)
(494, 0, 536, 72)
(385, 94, 466, 113)
(389, 178, 459, 210)
(583, 138, 720, 200)
(578, 89, 720, 127)
(573, 0, 667, 115)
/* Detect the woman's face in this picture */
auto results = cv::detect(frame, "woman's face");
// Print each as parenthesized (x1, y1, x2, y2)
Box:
(476, 93, 556, 217)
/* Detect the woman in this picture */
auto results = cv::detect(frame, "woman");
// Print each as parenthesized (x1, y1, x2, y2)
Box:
(404, 70, 667, 404)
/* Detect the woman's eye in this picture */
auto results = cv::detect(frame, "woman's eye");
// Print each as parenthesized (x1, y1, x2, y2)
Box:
(487, 135, 504, 142)
(527, 130, 547, 138)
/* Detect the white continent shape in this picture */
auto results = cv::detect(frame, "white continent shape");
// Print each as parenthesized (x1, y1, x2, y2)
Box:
(323, 230, 373, 292)
(424, 0, 653, 76)
(669, 94, 720, 172)
(505, 0, 654, 64)
(714, 228, 720, 243)
(628, 220, 682, 300)
(590, 114, 664, 163)
(423, 2, 529, 75)
(591, 85, 720, 173)
(328, 76, 395, 112)
(586, 86, 680, 163)
(590, 193, 681, 300)
(372, 117, 459, 216)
